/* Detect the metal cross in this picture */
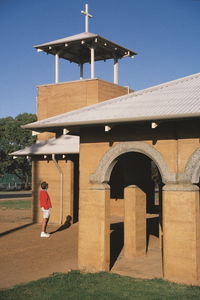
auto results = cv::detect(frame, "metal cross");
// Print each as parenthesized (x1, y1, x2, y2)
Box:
(81, 3, 92, 33)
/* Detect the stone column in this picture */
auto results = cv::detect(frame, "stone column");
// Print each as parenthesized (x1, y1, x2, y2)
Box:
(124, 185, 146, 257)
(163, 183, 200, 284)
(78, 183, 110, 272)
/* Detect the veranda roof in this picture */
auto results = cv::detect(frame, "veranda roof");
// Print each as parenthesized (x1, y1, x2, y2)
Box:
(23, 72, 200, 131)
(10, 135, 79, 156)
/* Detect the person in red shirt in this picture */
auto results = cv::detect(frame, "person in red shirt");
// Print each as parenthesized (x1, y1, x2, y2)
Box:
(40, 181, 52, 237)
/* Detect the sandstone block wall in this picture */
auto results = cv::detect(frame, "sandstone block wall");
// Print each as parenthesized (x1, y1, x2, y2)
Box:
(163, 185, 200, 284)
(32, 159, 74, 224)
(78, 135, 200, 283)
(37, 79, 129, 121)
(33, 79, 129, 223)
(78, 184, 110, 272)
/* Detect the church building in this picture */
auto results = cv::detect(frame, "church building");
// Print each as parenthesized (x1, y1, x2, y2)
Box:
(12, 4, 200, 285)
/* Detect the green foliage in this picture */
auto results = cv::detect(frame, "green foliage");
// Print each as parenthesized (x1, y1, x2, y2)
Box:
(1, 271, 200, 300)
(0, 113, 37, 188)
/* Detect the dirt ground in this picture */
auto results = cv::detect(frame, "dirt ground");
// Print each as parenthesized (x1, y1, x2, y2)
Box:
(0, 197, 165, 290)
(0, 207, 78, 290)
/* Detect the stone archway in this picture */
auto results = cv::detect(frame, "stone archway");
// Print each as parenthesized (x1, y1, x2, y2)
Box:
(185, 147, 200, 184)
(90, 141, 175, 185)
(79, 142, 200, 283)
(90, 141, 169, 277)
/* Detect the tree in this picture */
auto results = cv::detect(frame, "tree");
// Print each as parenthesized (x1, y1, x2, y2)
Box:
(0, 113, 37, 189)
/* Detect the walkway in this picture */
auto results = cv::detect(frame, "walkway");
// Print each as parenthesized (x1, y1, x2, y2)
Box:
(0, 222, 78, 289)
(111, 235, 163, 279)
(0, 221, 163, 290)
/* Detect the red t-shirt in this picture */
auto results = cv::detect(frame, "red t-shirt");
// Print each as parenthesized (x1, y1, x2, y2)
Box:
(40, 190, 52, 209)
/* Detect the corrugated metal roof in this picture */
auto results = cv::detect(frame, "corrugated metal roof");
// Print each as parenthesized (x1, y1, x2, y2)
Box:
(34, 32, 98, 47)
(23, 72, 200, 130)
(10, 135, 79, 156)
(34, 32, 136, 64)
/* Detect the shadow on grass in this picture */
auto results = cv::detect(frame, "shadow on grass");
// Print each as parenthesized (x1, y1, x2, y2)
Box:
(0, 223, 34, 237)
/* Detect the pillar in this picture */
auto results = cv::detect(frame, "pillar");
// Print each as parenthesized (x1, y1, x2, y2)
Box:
(90, 47, 95, 79)
(114, 58, 118, 84)
(78, 183, 110, 272)
(163, 183, 200, 284)
(55, 53, 59, 83)
(80, 63, 83, 80)
(124, 185, 146, 257)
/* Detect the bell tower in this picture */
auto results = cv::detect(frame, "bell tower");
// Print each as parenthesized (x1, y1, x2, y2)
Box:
(34, 3, 137, 138)
(35, 3, 136, 85)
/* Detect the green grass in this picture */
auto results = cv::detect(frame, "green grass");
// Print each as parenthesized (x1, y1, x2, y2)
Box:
(0, 200, 31, 209)
(1, 271, 200, 300)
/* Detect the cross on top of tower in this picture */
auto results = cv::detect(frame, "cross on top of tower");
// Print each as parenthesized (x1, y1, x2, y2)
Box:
(81, 3, 93, 33)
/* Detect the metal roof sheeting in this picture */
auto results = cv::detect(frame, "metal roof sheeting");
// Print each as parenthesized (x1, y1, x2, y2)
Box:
(10, 135, 80, 156)
(34, 32, 98, 48)
(23, 72, 200, 130)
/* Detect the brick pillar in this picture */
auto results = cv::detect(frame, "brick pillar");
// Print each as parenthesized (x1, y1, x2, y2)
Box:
(78, 183, 110, 272)
(163, 184, 200, 284)
(124, 185, 146, 257)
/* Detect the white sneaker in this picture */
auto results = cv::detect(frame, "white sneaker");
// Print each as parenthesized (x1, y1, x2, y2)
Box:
(40, 232, 50, 238)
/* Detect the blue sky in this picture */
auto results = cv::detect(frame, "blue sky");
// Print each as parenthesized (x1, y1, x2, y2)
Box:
(0, 0, 200, 118)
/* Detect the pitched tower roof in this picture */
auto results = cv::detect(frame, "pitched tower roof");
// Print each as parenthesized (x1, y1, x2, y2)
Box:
(34, 4, 137, 84)
(34, 31, 136, 64)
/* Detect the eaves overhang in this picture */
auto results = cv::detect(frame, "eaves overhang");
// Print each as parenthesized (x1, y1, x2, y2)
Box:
(9, 135, 80, 157)
(22, 113, 200, 132)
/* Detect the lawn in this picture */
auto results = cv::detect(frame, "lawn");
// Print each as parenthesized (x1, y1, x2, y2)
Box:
(1, 271, 200, 300)
(0, 199, 31, 210)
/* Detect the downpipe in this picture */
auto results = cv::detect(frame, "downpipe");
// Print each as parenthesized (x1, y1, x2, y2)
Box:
(52, 154, 63, 224)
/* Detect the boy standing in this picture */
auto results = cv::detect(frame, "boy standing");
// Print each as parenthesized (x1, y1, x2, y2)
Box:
(40, 181, 52, 237)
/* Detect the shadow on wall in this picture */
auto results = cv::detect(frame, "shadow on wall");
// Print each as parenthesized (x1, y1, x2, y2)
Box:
(110, 222, 124, 270)
(72, 155, 79, 223)
(146, 216, 159, 251)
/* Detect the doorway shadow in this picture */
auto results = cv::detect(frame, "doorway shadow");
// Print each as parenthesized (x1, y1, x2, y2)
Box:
(110, 222, 124, 270)
(146, 216, 159, 251)
(50, 215, 72, 234)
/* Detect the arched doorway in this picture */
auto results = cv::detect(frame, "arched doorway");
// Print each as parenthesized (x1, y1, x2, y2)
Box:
(89, 141, 173, 277)
(108, 151, 163, 277)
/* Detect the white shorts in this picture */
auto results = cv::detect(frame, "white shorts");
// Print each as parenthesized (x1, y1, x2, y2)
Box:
(41, 208, 51, 219)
